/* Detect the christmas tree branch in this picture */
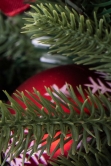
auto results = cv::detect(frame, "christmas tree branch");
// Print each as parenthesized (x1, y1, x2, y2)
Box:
(33, 0, 111, 20)
(0, 85, 111, 165)
(22, 3, 111, 79)
(50, 144, 111, 166)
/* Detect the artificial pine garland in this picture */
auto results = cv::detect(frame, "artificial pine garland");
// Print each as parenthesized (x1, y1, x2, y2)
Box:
(1, 85, 111, 166)
(22, 2, 111, 80)
(1, 0, 111, 165)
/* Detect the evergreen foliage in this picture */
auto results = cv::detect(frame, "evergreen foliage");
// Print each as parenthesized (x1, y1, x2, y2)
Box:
(50, 145, 111, 166)
(1, 0, 111, 165)
(0, 12, 51, 100)
(0, 85, 111, 165)
(35, 0, 111, 20)
(22, 3, 111, 80)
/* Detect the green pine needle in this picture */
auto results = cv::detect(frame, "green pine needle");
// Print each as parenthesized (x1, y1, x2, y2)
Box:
(0, 84, 111, 165)
(49, 145, 111, 166)
(22, 3, 111, 80)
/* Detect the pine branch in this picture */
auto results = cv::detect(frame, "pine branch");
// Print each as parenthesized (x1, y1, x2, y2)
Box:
(90, 0, 111, 21)
(22, 3, 111, 80)
(0, 85, 111, 165)
(50, 145, 111, 166)
(33, 0, 84, 14)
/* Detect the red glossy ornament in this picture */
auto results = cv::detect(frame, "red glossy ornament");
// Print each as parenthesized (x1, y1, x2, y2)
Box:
(0, 0, 30, 16)
(11, 64, 110, 112)
(9, 64, 111, 165)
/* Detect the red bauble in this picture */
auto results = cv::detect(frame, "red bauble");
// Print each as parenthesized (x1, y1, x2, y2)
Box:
(9, 64, 111, 165)
(0, 0, 30, 16)
(11, 64, 110, 112)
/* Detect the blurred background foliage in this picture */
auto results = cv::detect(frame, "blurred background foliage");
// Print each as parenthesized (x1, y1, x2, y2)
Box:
(0, 11, 60, 101)
(0, 13, 42, 100)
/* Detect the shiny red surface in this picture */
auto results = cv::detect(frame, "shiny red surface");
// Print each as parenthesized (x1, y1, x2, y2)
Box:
(0, 0, 30, 16)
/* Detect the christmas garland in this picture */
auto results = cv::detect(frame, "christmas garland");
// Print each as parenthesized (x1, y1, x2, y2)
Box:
(1, 0, 111, 165)
(22, 3, 111, 80)
(0, 85, 111, 165)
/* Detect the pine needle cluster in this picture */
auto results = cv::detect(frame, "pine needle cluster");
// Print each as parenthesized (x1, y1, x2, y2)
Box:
(1, 85, 111, 166)
(22, 1, 111, 80)
(1, 0, 111, 165)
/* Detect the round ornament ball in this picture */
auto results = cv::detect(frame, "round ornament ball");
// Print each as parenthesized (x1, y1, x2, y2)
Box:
(9, 64, 111, 166)
(11, 64, 110, 112)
